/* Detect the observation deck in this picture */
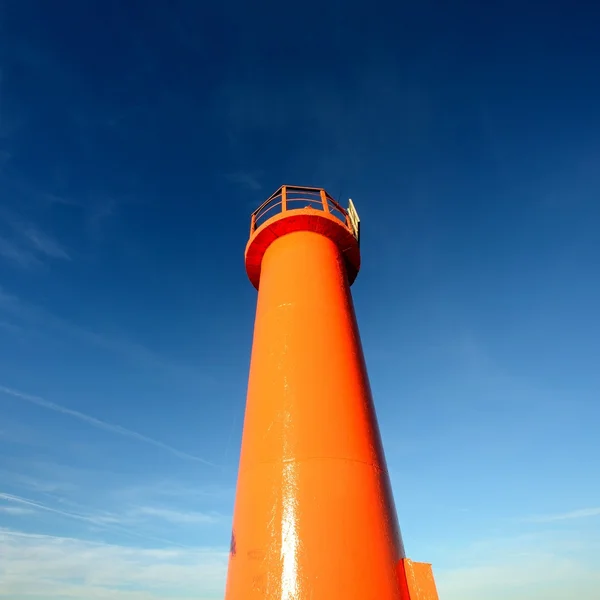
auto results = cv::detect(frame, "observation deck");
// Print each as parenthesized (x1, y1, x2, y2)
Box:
(244, 185, 361, 289)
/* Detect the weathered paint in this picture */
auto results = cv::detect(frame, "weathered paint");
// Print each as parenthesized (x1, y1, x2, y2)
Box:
(397, 559, 440, 600)
(225, 187, 436, 599)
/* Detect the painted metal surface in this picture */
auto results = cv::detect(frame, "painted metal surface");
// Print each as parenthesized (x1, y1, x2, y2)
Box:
(225, 186, 436, 599)
(245, 208, 360, 290)
(397, 559, 440, 600)
(245, 185, 360, 290)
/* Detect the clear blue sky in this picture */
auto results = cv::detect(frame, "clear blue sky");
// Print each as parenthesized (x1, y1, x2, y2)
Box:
(0, 1, 599, 599)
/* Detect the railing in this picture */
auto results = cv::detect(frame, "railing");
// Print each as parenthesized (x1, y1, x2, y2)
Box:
(250, 185, 360, 244)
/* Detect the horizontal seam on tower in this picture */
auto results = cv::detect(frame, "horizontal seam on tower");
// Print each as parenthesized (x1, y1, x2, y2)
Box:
(244, 455, 388, 475)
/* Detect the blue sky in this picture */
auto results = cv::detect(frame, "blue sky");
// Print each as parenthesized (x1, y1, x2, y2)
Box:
(0, 1, 599, 598)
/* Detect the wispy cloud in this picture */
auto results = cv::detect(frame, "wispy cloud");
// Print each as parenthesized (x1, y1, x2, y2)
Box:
(433, 531, 600, 600)
(0, 493, 194, 548)
(0, 236, 39, 267)
(0, 471, 228, 531)
(0, 385, 216, 466)
(134, 506, 222, 525)
(85, 195, 116, 240)
(216, 67, 432, 186)
(115, 480, 233, 503)
(0, 464, 233, 525)
(525, 507, 600, 523)
(0, 492, 113, 527)
(0, 209, 70, 266)
(0, 465, 81, 496)
(437, 554, 600, 600)
(20, 225, 70, 260)
(225, 170, 263, 191)
(39, 192, 82, 207)
(0, 319, 23, 334)
(0, 287, 219, 386)
(0, 528, 228, 599)
(0, 171, 119, 241)
(0, 505, 34, 516)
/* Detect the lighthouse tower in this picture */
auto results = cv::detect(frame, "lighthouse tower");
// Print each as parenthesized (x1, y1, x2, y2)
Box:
(225, 186, 439, 600)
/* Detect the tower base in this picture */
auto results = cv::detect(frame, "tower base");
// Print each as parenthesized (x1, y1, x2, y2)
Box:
(397, 559, 439, 600)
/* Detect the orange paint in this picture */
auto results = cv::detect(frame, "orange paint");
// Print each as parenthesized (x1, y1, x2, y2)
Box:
(225, 186, 438, 599)
(397, 559, 440, 600)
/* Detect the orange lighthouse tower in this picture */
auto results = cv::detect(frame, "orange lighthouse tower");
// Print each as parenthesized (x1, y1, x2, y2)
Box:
(225, 186, 439, 600)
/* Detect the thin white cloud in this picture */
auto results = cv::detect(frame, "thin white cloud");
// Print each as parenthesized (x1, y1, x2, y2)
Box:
(0, 492, 121, 528)
(428, 530, 600, 600)
(0, 468, 79, 495)
(436, 554, 600, 600)
(0, 465, 233, 533)
(2, 525, 599, 600)
(526, 507, 600, 523)
(20, 226, 71, 260)
(40, 192, 82, 207)
(0, 385, 216, 466)
(225, 171, 262, 191)
(0, 209, 70, 265)
(0, 493, 191, 548)
(0, 236, 39, 267)
(0, 528, 227, 599)
(134, 506, 222, 525)
(114, 480, 233, 503)
(0, 319, 23, 334)
(0, 505, 34, 516)
(0, 287, 219, 387)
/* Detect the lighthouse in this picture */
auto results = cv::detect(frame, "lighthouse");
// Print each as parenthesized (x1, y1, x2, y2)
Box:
(225, 185, 439, 600)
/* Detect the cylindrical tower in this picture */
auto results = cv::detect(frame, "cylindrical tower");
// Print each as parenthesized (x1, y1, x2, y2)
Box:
(225, 186, 438, 600)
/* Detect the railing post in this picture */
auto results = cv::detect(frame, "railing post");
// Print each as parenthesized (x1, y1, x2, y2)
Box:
(320, 190, 329, 213)
(282, 186, 287, 213)
(250, 213, 256, 236)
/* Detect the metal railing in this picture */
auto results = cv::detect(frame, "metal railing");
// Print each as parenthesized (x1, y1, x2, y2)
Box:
(250, 185, 360, 244)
